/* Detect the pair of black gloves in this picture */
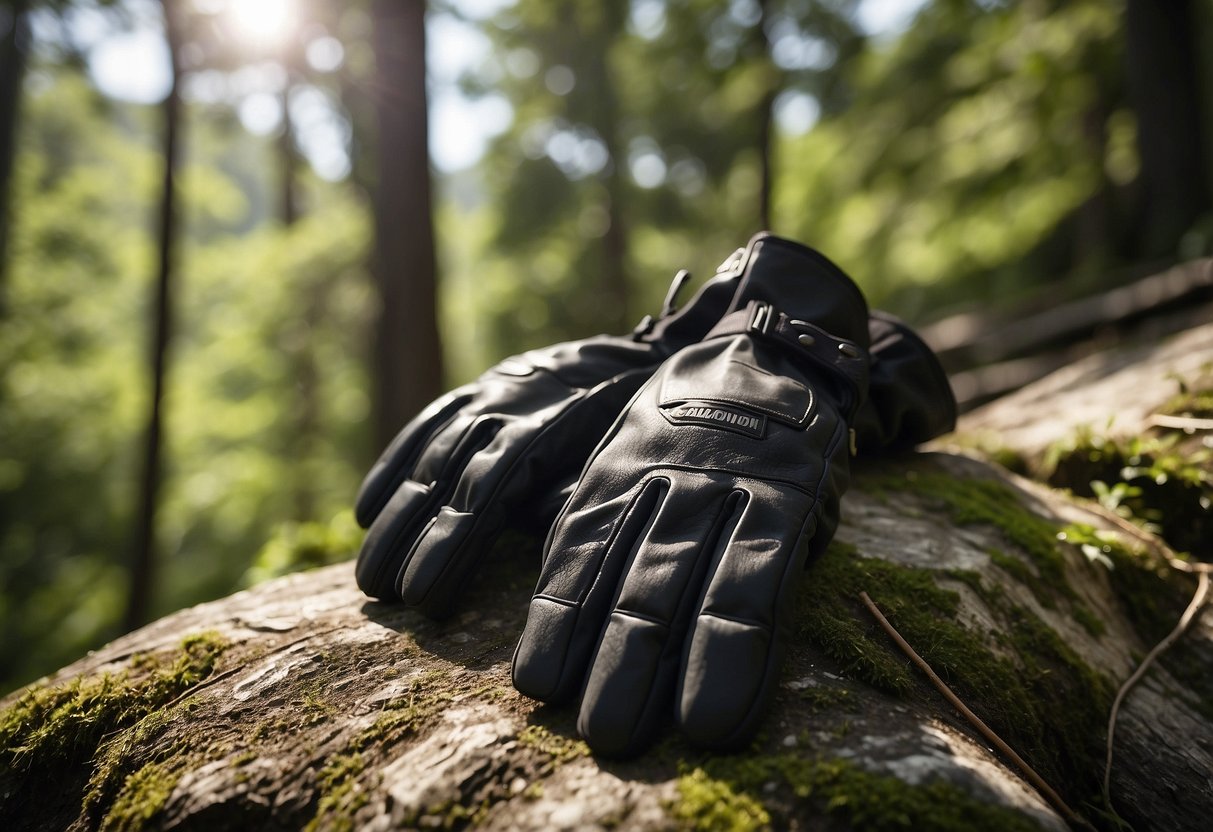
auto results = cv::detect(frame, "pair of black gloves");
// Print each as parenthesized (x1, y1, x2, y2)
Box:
(354, 233, 956, 757)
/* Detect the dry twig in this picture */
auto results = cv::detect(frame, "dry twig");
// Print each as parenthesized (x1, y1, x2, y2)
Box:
(859, 591, 1093, 830)
(1102, 569, 1211, 809)
(1146, 413, 1213, 431)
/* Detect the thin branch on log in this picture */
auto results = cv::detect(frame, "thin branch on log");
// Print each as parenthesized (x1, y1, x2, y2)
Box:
(1102, 570, 1211, 808)
(1146, 413, 1213, 431)
(859, 591, 1093, 831)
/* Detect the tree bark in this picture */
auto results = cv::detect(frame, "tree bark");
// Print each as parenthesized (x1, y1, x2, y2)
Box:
(958, 318, 1213, 459)
(755, 0, 777, 232)
(277, 38, 320, 521)
(126, 0, 184, 633)
(1124, 0, 1212, 258)
(369, 0, 444, 454)
(278, 28, 305, 228)
(0, 0, 30, 306)
(3, 450, 1209, 830)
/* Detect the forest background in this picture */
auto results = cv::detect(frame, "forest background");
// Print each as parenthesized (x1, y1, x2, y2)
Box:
(1, 0, 1209, 695)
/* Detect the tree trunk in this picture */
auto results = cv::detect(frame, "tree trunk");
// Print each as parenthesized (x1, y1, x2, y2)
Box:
(369, 0, 444, 454)
(755, 0, 776, 232)
(1124, 0, 1211, 258)
(573, 6, 631, 335)
(126, 0, 184, 633)
(0, 0, 30, 306)
(6, 315, 1213, 828)
(277, 40, 320, 522)
(278, 66, 299, 228)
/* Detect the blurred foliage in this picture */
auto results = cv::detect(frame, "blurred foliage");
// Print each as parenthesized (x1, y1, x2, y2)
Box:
(243, 510, 364, 586)
(438, 0, 1159, 374)
(777, 0, 1127, 317)
(0, 63, 372, 691)
(2, 0, 1210, 694)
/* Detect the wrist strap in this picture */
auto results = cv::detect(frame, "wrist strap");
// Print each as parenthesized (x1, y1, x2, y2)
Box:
(706, 300, 870, 418)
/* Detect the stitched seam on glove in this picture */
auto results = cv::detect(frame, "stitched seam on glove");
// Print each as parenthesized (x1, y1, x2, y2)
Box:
(624, 463, 818, 499)
(602, 488, 748, 751)
(403, 382, 606, 607)
(359, 399, 467, 522)
(718, 448, 835, 746)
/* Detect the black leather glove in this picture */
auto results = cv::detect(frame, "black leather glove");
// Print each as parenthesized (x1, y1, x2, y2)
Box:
(707, 245, 954, 456)
(353, 268, 741, 614)
(511, 234, 870, 755)
(854, 310, 956, 454)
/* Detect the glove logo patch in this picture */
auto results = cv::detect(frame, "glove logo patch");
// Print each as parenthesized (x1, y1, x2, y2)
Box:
(661, 400, 767, 439)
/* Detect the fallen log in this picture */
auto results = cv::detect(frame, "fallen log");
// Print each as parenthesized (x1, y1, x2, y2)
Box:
(8, 316, 1213, 831)
(3, 444, 1209, 830)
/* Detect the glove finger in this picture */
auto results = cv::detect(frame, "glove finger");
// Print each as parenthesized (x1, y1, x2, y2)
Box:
(407, 410, 502, 488)
(396, 415, 538, 613)
(512, 475, 670, 704)
(397, 504, 501, 615)
(353, 416, 501, 600)
(355, 479, 433, 599)
(576, 482, 747, 757)
(676, 482, 814, 749)
(354, 389, 474, 527)
(399, 375, 654, 615)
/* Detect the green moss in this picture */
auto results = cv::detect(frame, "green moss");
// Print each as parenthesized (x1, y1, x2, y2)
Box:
(307, 686, 450, 830)
(986, 547, 1034, 586)
(517, 724, 590, 766)
(297, 682, 341, 724)
(82, 699, 202, 821)
(1098, 541, 1184, 644)
(799, 535, 1113, 811)
(671, 756, 1046, 831)
(367, 692, 449, 746)
(879, 469, 1075, 601)
(1074, 533, 1213, 722)
(1045, 429, 1213, 558)
(0, 631, 228, 770)
(232, 749, 257, 767)
(1057, 522, 1183, 640)
(1071, 604, 1106, 638)
(672, 766, 771, 831)
(795, 685, 855, 714)
(307, 752, 367, 832)
(422, 798, 491, 829)
(99, 761, 182, 832)
(796, 540, 954, 694)
(0, 632, 228, 830)
(942, 567, 992, 598)
(252, 717, 291, 742)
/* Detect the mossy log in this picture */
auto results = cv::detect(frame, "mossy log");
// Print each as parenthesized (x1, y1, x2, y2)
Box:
(3, 446, 1210, 831)
(5, 317, 1213, 832)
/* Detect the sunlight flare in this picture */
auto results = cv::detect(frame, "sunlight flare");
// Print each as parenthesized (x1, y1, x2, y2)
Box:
(229, 0, 295, 46)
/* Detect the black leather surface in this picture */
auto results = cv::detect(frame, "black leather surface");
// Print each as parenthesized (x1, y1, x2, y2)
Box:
(853, 310, 957, 453)
(352, 270, 742, 615)
(511, 234, 872, 755)
(354, 233, 956, 753)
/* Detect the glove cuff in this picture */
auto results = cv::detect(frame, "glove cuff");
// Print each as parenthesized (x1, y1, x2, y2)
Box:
(705, 300, 869, 421)
(723, 233, 871, 348)
(853, 310, 957, 453)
